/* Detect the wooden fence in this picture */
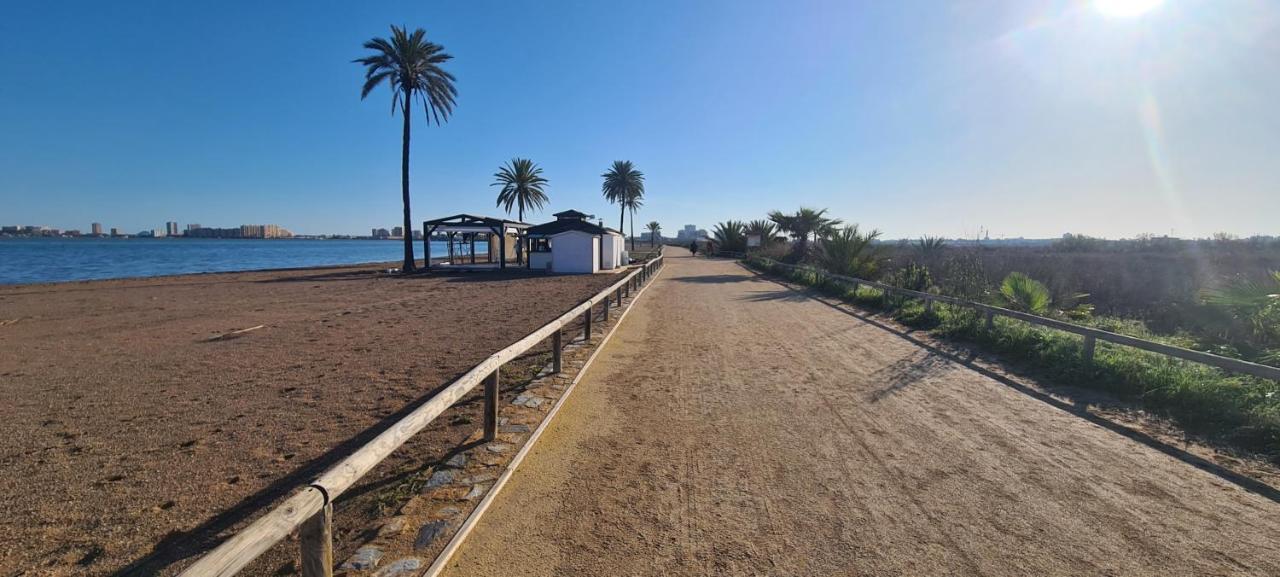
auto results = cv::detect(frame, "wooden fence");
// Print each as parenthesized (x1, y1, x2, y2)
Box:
(749, 256, 1280, 382)
(176, 255, 665, 577)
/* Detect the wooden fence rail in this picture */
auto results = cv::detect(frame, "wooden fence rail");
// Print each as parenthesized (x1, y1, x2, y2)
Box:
(749, 256, 1280, 382)
(177, 255, 666, 577)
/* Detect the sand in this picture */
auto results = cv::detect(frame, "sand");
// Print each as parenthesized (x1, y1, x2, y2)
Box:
(441, 251, 1280, 576)
(0, 263, 618, 576)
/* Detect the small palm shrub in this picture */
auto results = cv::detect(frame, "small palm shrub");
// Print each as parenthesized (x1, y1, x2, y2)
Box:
(713, 220, 748, 253)
(818, 225, 883, 279)
(1000, 272, 1051, 314)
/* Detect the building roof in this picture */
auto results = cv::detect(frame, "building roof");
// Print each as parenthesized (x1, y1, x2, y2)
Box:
(526, 218, 611, 237)
(552, 209, 591, 220)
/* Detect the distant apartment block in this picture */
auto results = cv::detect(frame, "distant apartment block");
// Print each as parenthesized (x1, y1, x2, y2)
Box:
(372, 228, 391, 239)
(186, 223, 202, 233)
(166, 221, 179, 236)
(185, 224, 292, 239)
(110, 228, 122, 237)
(392, 226, 404, 238)
(91, 222, 103, 236)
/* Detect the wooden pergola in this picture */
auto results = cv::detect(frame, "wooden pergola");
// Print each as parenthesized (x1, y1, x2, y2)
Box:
(422, 214, 531, 270)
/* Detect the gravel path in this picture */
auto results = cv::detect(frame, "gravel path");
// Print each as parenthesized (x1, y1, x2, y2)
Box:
(441, 250, 1280, 576)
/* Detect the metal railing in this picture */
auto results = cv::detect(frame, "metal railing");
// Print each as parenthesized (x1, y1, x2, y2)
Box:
(176, 255, 666, 577)
(747, 256, 1280, 381)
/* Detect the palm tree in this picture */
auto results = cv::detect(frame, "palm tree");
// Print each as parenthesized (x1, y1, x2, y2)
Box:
(493, 157, 548, 265)
(713, 221, 748, 253)
(624, 192, 643, 251)
(646, 221, 662, 247)
(601, 161, 644, 250)
(492, 158, 549, 223)
(355, 26, 457, 272)
(767, 207, 841, 261)
(819, 225, 883, 278)
(745, 219, 779, 248)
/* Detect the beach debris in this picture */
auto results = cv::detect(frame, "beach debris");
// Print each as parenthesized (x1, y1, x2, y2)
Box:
(0, 318, 20, 327)
(499, 423, 531, 434)
(205, 325, 264, 342)
(340, 546, 384, 571)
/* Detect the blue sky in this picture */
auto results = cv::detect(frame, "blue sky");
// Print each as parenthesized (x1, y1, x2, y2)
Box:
(1, 0, 1277, 238)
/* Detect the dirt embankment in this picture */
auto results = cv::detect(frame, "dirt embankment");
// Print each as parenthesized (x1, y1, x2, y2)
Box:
(0, 264, 618, 575)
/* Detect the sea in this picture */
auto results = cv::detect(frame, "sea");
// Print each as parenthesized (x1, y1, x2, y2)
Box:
(0, 237, 482, 285)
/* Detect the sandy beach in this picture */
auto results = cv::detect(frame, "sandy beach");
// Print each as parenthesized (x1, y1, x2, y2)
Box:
(0, 264, 618, 576)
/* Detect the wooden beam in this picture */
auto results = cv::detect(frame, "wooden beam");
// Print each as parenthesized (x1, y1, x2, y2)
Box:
(300, 503, 333, 577)
(177, 488, 325, 577)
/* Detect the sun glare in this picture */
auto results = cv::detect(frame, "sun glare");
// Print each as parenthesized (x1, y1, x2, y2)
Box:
(1095, 0, 1164, 18)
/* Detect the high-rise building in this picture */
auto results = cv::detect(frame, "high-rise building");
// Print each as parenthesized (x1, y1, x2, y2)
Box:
(91, 222, 103, 236)
(186, 223, 202, 233)
(166, 221, 179, 236)
(110, 227, 122, 237)
(392, 226, 404, 238)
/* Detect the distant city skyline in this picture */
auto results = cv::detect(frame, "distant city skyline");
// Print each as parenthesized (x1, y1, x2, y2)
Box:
(2, 2, 1278, 238)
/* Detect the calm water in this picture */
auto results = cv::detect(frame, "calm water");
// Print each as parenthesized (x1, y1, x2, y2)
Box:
(0, 238, 479, 285)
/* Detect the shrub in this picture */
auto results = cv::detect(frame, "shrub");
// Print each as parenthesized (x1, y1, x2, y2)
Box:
(1000, 272, 1051, 314)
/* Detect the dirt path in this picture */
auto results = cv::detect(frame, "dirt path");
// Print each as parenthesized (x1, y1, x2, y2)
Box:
(441, 250, 1280, 577)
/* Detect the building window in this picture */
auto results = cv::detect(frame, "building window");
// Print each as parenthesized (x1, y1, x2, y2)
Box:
(530, 238, 551, 252)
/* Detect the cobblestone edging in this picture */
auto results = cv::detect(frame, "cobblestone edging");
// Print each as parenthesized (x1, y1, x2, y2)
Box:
(331, 264, 663, 577)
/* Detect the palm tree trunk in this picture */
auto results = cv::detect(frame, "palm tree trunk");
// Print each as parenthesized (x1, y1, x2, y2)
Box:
(619, 205, 625, 238)
(629, 210, 635, 252)
(516, 206, 524, 264)
(400, 93, 415, 272)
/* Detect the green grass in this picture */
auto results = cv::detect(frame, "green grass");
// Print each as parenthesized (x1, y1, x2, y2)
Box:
(744, 257, 1280, 460)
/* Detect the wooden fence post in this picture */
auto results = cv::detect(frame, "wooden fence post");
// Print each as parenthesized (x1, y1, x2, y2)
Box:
(985, 310, 995, 331)
(925, 297, 933, 313)
(584, 309, 592, 340)
(552, 330, 562, 374)
(1083, 335, 1097, 364)
(300, 503, 333, 577)
(603, 296, 610, 322)
(483, 368, 500, 441)
(616, 288, 623, 307)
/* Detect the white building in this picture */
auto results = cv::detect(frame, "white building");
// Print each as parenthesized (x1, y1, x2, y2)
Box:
(526, 210, 625, 274)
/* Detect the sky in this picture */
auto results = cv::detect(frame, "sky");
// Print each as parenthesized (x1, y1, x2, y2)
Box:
(1, 0, 1277, 239)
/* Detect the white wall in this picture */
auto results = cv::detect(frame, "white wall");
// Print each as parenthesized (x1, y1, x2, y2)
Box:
(529, 251, 553, 272)
(601, 234, 622, 270)
(551, 231, 599, 274)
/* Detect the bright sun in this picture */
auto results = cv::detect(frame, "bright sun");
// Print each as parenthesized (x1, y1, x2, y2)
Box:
(1095, 0, 1164, 18)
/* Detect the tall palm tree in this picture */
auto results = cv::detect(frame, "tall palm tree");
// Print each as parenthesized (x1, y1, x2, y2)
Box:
(493, 157, 548, 265)
(355, 26, 457, 272)
(625, 192, 643, 251)
(646, 221, 662, 247)
(601, 160, 644, 249)
(492, 158, 549, 223)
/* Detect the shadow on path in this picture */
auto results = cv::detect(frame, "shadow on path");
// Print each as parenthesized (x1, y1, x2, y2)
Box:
(742, 266, 1280, 505)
